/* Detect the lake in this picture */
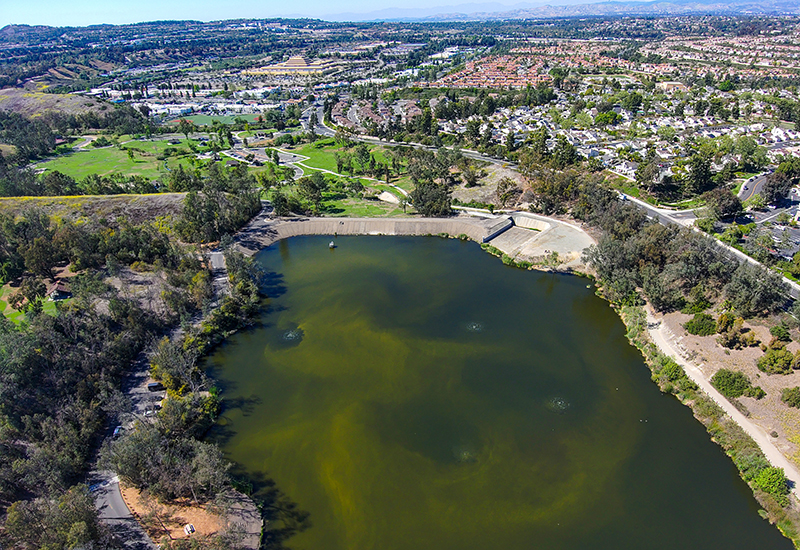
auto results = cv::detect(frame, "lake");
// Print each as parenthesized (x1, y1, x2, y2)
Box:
(206, 235, 790, 550)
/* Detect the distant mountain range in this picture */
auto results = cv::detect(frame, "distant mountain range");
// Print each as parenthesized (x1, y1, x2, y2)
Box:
(323, 0, 800, 21)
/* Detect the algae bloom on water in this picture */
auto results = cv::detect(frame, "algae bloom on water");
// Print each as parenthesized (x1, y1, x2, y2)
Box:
(207, 235, 792, 550)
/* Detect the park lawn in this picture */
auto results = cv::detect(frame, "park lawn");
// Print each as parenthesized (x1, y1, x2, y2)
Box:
(168, 113, 262, 126)
(38, 138, 200, 180)
(324, 197, 405, 217)
(40, 148, 165, 180)
(291, 142, 341, 172)
(390, 175, 415, 192)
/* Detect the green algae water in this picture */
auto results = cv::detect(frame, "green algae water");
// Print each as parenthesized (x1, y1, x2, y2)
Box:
(207, 235, 791, 550)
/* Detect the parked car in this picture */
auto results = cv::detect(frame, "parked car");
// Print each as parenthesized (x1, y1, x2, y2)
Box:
(147, 382, 165, 392)
(113, 426, 123, 438)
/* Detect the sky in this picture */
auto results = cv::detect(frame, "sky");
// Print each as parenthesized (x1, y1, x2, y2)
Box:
(0, 0, 530, 27)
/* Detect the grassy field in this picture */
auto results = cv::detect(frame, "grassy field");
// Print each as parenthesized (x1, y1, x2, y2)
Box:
(291, 141, 341, 172)
(324, 197, 406, 217)
(288, 140, 409, 189)
(168, 114, 262, 126)
(37, 138, 197, 180)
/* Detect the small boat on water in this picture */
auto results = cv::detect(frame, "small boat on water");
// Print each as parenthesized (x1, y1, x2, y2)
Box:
(329, 241, 336, 249)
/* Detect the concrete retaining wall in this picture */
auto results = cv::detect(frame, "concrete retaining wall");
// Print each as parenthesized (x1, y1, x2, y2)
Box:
(235, 216, 498, 256)
(511, 213, 550, 232)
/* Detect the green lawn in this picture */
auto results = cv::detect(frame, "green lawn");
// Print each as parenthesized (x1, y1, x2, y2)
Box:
(38, 139, 198, 180)
(291, 141, 341, 173)
(324, 197, 405, 217)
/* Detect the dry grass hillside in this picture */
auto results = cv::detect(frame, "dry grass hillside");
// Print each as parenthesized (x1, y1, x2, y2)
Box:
(0, 87, 105, 118)
(0, 193, 185, 225)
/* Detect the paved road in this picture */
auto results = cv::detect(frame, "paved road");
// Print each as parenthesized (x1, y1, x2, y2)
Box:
(739, 173, 768, 202)
(90, 471, 156, 549)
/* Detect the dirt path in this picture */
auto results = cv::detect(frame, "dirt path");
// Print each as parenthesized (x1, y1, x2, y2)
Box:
(646, 307, 800, 501)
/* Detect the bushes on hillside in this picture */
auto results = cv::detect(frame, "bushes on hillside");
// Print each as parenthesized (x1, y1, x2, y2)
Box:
(684, 313, 717, 336)
(757, 347, 797, 374)
(753, 467, 791, 507)
(781, 387, 800, 408)
(711, 369, 765, 399)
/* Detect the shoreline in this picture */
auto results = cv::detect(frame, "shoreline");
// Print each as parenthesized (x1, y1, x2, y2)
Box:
(645, 305, 800, 501)
(232, 210, 596, 273)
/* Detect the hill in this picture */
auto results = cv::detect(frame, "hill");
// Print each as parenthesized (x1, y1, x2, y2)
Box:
(0, 193, 185, 226)
(0, 88, 106, 118)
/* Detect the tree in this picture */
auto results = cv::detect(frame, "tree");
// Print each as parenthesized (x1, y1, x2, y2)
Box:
(5, 485, 115, 549)
(177, 119, 196, 141)
(551, 135, 579, 169)
(23, 236, 57, 279)
(409, 180, 451, 217)
(635, 149, 661, 192)
(298, 172, 327, 212)
(744, 193, 766, 211)
(496, 177, 519, 208)
(763, 171, 792, 205)
(271, 188, 290, 216)
(724, 263, 787, 318)
(527, 126, 550, 163)
(704, 188, 743, 220)
(685, 152, 713, 195)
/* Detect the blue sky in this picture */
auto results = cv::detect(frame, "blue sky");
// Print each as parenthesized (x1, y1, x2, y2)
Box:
(0, 0, 524, 27)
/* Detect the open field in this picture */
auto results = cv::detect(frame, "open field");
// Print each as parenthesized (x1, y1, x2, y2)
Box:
(37, 138, 198, 180)
(0, 193, 185, 225)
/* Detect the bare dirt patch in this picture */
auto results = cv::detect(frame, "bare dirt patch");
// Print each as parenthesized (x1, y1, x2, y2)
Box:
(120, 483, 223, 542)
(451, 164, 524, 205)
(660, 310, 800, 466)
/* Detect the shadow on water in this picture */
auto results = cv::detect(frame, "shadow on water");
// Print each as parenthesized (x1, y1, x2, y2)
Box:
(260, 270, 287, 299)
(225, 394, 263, 417)
(230, 468, 312, 550)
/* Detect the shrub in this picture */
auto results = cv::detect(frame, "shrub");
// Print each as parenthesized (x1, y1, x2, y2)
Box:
(682, 298, 712, 314)
(716, 312, 735, 333)
(711, 369, 751, 398)
(753, 467, 790, 506)
(684, 313, 717, 336)
(770, 324, 791, 342)
(781, 387, 800, 408)
(711, 369, 766, 399)
(757, 347, 795, 374)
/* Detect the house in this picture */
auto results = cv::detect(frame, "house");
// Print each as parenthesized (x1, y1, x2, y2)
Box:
(47, 280, 71, 301)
